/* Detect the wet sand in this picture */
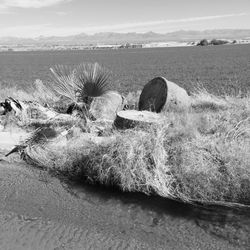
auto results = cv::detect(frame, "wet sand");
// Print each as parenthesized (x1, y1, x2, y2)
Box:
(0, 159, 249, 250)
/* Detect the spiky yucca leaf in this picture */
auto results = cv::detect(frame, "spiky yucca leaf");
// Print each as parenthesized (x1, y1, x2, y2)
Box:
(50, 65, 78, 103)
(76, 62, 111, 98)
(5, 127, 58, 157)
(25, 127, 58, 146)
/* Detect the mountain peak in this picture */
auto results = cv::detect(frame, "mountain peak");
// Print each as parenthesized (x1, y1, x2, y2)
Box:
(0, 29, 250, 45)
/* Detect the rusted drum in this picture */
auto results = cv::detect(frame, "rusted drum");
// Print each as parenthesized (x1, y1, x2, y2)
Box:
(139, 77, 190, 112)
(139, 77, 168, 113)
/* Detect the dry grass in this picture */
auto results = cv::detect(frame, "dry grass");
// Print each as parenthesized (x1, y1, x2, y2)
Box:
(0, 79, 60, 111)
(1, 82, 249, 206)
(11, 89, 249, 207)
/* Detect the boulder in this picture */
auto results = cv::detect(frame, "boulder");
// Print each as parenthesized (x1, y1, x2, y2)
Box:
(89, 91, 124, 121)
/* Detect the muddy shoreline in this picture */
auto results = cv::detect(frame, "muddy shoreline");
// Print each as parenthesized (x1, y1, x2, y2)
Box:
(0, 159, 249, 249)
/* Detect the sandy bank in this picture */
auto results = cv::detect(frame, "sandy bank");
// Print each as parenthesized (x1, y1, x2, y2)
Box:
(0, 131, 29, 153)
(0, 161, 248, 249)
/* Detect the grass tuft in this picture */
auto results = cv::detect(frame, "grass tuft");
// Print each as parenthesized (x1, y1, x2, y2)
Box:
(191, 87, 228, 112)
(1, 86, 250, 207)
(19, 89, 250, 206)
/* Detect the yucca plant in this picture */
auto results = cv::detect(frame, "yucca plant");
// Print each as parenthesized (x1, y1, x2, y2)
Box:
(49, 62, 112, 118)
(75, 62, 111, 100)
(50, 62, 111, 103)
(5, 127, 58, 157)
(50, 64, 78, 103)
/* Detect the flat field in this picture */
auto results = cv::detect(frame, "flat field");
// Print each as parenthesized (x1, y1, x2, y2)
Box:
(0, 44, 250, 250)
(0, 44, 250, 95)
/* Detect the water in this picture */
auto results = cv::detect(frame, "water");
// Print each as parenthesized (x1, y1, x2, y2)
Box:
(0, 160, 249, 249)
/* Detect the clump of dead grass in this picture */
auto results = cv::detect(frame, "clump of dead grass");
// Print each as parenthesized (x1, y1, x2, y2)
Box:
(191, 87, 229, 112)
(2, 86, 250, 206)
(21, 89, 250, 206)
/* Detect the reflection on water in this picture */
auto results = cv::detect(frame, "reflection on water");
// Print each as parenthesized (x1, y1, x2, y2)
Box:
(0, 161, 249, 249)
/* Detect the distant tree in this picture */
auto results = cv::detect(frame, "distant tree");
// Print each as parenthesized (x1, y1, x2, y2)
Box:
(125, 43, 131, 48)
(197, 39, 209, 46)
(210, 39, 228, 45)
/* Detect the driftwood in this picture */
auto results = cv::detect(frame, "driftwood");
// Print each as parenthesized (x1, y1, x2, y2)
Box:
(114, 110, 164, 129)
(0, 97, 59, 120)
(90, 91, 125, 121)
(139, 77, 190, 112)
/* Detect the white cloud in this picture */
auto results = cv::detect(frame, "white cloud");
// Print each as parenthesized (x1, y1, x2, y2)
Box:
(62, 13, 248, 34)
(87, 13, 247, 32)
(0, 0, 71, 9)
(55, 11, 67, 16)
(0, 7, 12, 14)
(0, 13, 247, 37)
(0, 24, 85, 37)
(0, 24, 50, 37)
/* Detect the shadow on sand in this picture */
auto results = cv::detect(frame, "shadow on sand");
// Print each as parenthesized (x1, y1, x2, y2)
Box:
(58, 175, 250, 247)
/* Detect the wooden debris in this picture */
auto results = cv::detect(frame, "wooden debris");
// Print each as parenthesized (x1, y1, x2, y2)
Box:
(0, 97, 59, 120)
(114, 110, 164, 129)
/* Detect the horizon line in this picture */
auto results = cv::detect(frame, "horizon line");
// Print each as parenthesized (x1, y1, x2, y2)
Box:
(1, 28, 250, 39)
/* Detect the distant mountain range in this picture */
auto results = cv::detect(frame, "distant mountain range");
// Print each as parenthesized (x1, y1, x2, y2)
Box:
(1, 29, 250, 45)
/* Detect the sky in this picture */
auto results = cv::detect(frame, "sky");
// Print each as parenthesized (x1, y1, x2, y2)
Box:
(0, 0, 250, 37)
